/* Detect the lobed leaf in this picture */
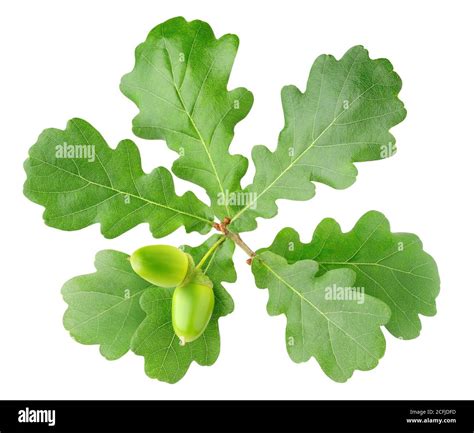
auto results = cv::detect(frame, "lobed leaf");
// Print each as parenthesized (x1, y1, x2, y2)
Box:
(252, 251, 390, 382)
(62, 235, 235, 382)
(262, 211, 440, 339)
(231, 46, 407, 231)
(131, 235, 235, 383)
(24, 118, 214, 238)
(121, 17, 253, 221)
(62, 250, 149, 360)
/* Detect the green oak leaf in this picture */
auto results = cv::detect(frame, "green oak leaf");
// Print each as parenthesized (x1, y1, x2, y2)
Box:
(62, 250, 150, 360)
(24, 118, 214, 238)
(121, 17, 253, 221)
(262, 211, 440, 339)
(131, 235, 235, 383)
(252, 251, 390, 382)
(231, 45, 407, 232)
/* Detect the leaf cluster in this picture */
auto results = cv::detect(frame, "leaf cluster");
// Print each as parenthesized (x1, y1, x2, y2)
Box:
(23, 17, 439, 382)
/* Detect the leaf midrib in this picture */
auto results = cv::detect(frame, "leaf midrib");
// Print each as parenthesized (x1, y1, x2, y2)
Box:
(161, 30, 232, 217)
(259, 258, 381, 361)
(232, 83, 377, 223)
(66, 285, 152, 331)
(29, 156, 213, 225)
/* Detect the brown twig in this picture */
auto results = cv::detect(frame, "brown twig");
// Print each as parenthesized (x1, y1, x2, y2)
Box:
(213, 217, 257, 262)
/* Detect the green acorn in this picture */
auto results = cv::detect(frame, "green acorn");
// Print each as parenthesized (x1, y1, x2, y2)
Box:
(172, 277, 215, 345)
(130, 245, 193, 288)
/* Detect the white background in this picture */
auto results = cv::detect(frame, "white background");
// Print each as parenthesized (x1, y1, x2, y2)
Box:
(0, 0, 473, 400)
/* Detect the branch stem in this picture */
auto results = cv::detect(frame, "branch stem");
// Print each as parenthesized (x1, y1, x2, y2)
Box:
(225, 230, 256, 258)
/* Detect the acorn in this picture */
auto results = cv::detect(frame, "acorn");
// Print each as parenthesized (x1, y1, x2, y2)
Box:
(172, 279, 215, 345)
(130, 245, 193, 288)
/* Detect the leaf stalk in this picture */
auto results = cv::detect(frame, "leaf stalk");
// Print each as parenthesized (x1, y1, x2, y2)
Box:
(195, 235, 226, 270)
